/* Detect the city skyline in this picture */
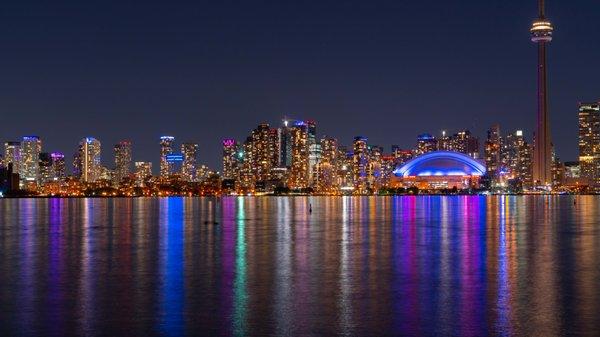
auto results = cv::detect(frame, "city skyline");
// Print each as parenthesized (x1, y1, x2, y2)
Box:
(1, 1, 599, 169)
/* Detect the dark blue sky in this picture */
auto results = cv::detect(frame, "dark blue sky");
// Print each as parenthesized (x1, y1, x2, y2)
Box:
(1, 0, 599, 170)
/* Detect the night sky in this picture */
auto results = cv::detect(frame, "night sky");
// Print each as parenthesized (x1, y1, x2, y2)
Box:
(1, 0, 599, 170)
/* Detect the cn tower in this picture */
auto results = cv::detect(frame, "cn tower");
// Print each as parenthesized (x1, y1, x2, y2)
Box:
(531, 0, 554, 186)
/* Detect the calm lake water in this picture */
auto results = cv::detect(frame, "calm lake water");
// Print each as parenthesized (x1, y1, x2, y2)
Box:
(0, 196, 599, 336)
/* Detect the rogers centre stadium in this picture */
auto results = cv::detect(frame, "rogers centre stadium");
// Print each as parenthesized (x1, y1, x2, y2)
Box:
(391, 151, 486, 189)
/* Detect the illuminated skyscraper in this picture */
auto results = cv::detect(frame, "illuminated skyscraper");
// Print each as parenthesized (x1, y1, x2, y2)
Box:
(416, 134, 437, 155)
(134, 162, 152, 187)
(578, 102, 600, 184)
(181, 142, 199, 182)
(222, 139, 239, 180)
(531, 0, 554, 186)
(159, 136, 175, 178)
(352, 136, 369, 193)
(38, 152, 52, 184)
(484, 125, 502, 181)
(250, 124, 275, 184)
(114, 140, 132, 185)
(440, 130, 480, 159)
(308, 142, 322, 186)
(20, 136, 42, 184)
(51, 152, 66, 181)
(317, 137, 338, 192)
(288, 123, 309, 189)
(3, 142, 21, 175)
(79, 137, 101, 183)
(368, 145, 383, 191)
(504, 130, 533, 187)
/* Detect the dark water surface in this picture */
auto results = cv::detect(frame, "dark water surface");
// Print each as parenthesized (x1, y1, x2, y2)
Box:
(1, 196, 599, 336)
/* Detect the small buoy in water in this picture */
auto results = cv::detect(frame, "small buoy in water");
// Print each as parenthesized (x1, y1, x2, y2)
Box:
(309, 203, 312, 213)
(574, 199, 577, 205)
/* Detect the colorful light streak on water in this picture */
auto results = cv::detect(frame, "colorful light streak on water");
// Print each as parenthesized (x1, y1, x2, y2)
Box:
(0, 196, 599, 336)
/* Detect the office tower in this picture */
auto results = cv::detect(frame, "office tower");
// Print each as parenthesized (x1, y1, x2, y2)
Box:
(114, 140, 132, 185)
(308, 142, 322, 186)
(352, 136, 369, 193)
(38, 153, 52, 184)
(181, 142, 199, 182)
(437, 130, 479, 158)
(79, 137, 101, 183)
(4, 142, 21, 174)
(338, 147, 354, 190)
(453, 130, 480, 158)
(279, 119, 305, 168)
(416, 134, 437, 155)
(159, 136, 175, 178)
(317, 137, 338, 192)
(531, 0, 554, 186)
(250, 124, 275, 184)
(238, 137, 254, 190)
(20, 136, 42, 184)
(51, 152, 66, 181)
(551, 145, 564, 186)
(578, 102, 600, 184)
(287, 123, 309, 189)
(484, 125, 502, 180)
(368, 145, 383, 191)
(438, 131, 451, 151)
(134, 162, 152, 187)
(73, 151, 82, 179)
(222, 139, 239, 180)
(504, 130, 533, 187)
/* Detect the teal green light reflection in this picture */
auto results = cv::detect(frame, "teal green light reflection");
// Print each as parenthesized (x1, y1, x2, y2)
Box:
(233, 197, 247, 337)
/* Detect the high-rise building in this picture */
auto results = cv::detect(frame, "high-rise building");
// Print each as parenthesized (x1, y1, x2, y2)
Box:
(288, 123, 309, 189)
(73, 151, 82, 179)
(484, 125, 502, 181)
(504, 130, 533, 187)
(368, 145, 383, 191)
(308, 142, 322, 186)
(352, 136, 369, 193)
(416, 134, 437, 155)
(238, 137, 254, 190)
(51, 152, 66, 182)
(392, 146, 413, 167)
(578, 102, 600, 184)
(3, 142, 21, 175)
(222, 139, 239, 181)
(38, 152, 53, 184)
(438, 130, 479, 158)
(159, 136, 175, 178)
(114, 140, 132, 185)
(279, 120, 293, 168)
(317, 137, 338, 193)
(79, 137, 101, 183)
(531, 0, 554, 186)
(20, 136, 42, 184)
(250, 124, 275, 184)
(181, 142, 199, 182)
(134, 162, 152, 187)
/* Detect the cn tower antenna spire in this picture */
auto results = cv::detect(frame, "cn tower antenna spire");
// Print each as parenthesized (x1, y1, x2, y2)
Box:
(539, 0, 545, 17)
